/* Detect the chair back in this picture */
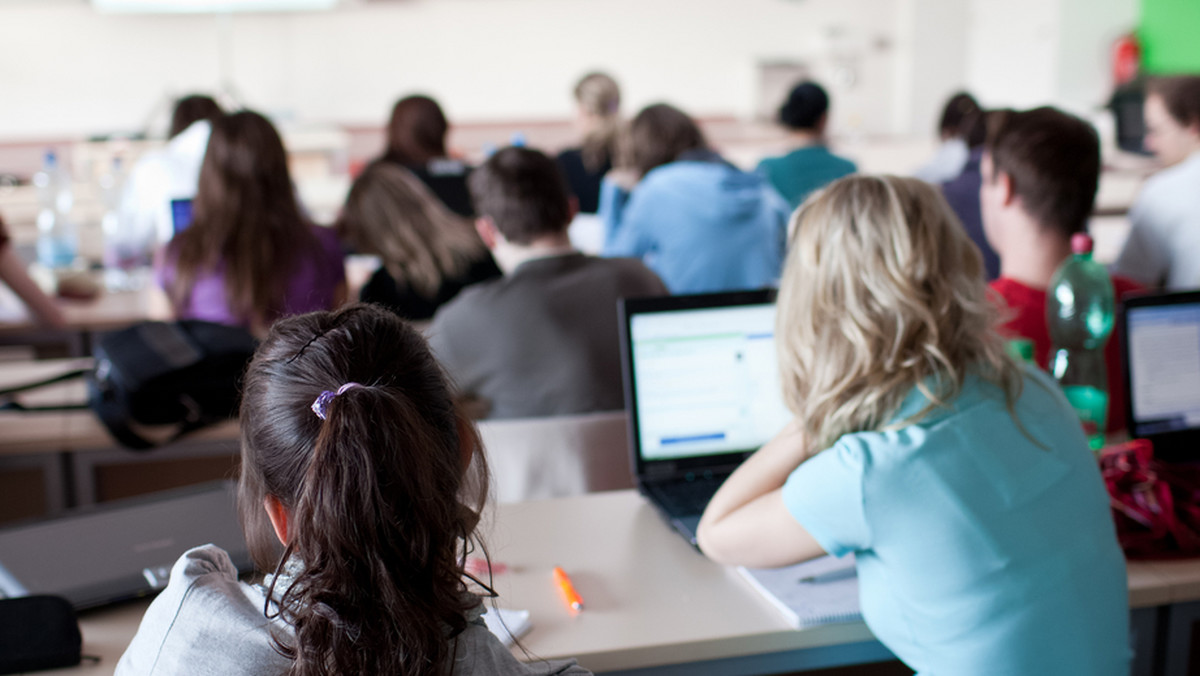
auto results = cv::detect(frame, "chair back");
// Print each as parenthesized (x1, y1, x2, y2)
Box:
(476, 410, 632, 503)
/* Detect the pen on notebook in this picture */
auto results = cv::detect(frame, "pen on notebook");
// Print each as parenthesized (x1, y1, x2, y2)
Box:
(553, 566, 584, 613)
(798, 567, 857, 584)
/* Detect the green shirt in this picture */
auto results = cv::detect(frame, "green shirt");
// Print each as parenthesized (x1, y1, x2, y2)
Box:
(756, 145, 857, 210)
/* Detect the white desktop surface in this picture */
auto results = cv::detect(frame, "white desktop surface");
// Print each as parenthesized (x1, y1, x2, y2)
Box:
(28, 489, 1199, 676)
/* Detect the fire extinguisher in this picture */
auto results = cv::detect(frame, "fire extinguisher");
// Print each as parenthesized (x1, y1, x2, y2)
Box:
(1113, 33, 1141, 86)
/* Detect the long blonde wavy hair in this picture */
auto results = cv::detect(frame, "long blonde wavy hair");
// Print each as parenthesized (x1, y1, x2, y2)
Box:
(337, 162, 487, 299)
(777, 175, 1024, 453)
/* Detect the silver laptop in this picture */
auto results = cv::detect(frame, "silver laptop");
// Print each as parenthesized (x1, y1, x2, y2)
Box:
(0, 480, 252, 609)
(618, 290, 794, 547)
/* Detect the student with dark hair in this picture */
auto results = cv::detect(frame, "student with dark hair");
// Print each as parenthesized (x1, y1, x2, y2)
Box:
(382, 95, 474, 217)
(981, 107, 1142, 432)
(914, 91, 984, 184)
(941, 105, 1000, 280)
(116, 304, 589, 676)
(1113, 75, 1200, 290)
(756, 81, 857, 209)
(337, 162, 499, 321)
(158, 111, 345, 335)
(556, 72, 621, 214)
(121, 93, 224, 244)
(599, 103, 788, 294)
(429, 146, 666, 419)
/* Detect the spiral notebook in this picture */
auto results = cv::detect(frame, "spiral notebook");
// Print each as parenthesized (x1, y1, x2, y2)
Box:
(736, 554, 862, 629)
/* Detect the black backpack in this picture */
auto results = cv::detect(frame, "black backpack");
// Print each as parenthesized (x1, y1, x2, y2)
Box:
(87, 321, 258, 450)
(0, 321, 256, 451)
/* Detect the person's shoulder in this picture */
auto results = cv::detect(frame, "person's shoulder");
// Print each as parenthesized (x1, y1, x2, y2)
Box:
(1111, 274, 1146, 298)
(990, 276, 1045, 305)
(451, 616, 591, 676)
(584, 255, 668, 290)
(432, 276, 507, 327)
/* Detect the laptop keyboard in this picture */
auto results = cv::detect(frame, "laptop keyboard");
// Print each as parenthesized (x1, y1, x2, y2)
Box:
(648, 475, 728, 517)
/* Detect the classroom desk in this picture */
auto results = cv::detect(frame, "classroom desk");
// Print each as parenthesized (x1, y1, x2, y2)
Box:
(28, 490, 1200, 676)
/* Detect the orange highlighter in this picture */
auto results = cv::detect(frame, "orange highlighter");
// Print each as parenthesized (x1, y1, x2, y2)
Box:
(553, 566, 584, 614)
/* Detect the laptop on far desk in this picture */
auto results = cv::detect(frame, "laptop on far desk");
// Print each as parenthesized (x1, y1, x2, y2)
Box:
(618, 290, 794, 547)
(0, 481, 252, 610)
(1120, 290, 1200, 463)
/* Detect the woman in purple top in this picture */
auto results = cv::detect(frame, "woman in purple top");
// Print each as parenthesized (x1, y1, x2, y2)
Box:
(157, 111, 345, 335)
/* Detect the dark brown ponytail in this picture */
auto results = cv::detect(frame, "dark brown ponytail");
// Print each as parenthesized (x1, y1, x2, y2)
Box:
(238, 304, 490, 676)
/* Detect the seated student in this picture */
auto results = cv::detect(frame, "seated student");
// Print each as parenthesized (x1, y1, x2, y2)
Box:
(337, 161, 500, 321)
(556, 72, 621, 214)
(157, 111, 345, 335)
(600, 104, 788, 294)
(0, 214, 65, 328)
(428, 147, 666, 419)
(696, 175, 1130, 676)
(940, 105, 1001, 280)
(116, 304, 590, 676)
(120, 94, 223, 246)
(756, 81, 857, 210)
(981, 107, 1143, 433)
(914, 91, 982, 184)
(382, 95, 474, 217)
(1112, 75, 1200, 290)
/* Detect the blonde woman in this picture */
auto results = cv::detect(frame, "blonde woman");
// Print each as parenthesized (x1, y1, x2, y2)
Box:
(337, 162, 499, 321)
(556, 72, 621, 213)
(696, 176, 1129, 674)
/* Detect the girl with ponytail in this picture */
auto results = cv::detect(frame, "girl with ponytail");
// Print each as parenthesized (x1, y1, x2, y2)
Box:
(117, 304, 589, 676)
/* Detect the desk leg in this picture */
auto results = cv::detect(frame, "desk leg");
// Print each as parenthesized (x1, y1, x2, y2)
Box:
(1163, 600, 1200, 676)
(594, 640, 897, 676)
(1130, 606, 1161, 676)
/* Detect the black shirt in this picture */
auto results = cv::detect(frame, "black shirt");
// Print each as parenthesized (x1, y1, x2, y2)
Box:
(360, 252, 502, 321)
(556, 148, 612, 214)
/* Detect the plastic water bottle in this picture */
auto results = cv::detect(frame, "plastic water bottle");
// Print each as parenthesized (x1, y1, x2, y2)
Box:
(32, 150, 78, 269)
(1046, 233, 1115, 450)
(100, 156, 151, 289)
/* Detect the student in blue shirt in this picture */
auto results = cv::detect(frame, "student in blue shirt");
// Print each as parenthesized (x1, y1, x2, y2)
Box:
(599, 103, 788, 294)
(756, 81, 857, 210)
(697, 176, 1130, 675)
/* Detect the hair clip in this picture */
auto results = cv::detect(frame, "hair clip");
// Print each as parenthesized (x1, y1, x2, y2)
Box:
(311, 382, 364, 420)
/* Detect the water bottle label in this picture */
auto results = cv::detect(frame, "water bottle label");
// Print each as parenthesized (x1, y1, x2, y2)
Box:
(1061, 385, 1108, 451)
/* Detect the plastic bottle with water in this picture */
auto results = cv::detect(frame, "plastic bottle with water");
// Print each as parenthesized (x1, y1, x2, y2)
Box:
(1046, 232, 1115, 450)
(32, 150, 78, 269)
(99, 156, 152, 289)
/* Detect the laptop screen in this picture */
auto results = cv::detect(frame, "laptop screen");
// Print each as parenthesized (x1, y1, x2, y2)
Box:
(628, 301, 793, 461)
(1125, 299, 1200, 438)
(170, 198, 195, 234)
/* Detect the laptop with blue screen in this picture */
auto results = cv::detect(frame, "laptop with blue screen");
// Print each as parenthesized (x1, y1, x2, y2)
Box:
(1120, 289, 1200, 463)
(618, 290, 793, 546)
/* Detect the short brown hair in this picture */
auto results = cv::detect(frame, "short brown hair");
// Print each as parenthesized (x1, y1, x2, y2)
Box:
(985, 107, 1100, 238)
(169, 95, 222, 139)
(385, 95, 448, 166)
(1148, 75, 1200, 129)
(467, 147, 572, 244)
(624, 103, 707, 178)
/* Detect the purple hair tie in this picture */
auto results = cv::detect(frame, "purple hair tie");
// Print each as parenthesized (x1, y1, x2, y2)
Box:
(311, 382, 364, 420)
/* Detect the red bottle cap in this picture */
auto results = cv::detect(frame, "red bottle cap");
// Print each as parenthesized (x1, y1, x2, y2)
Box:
(1070, 232, 1094, 255)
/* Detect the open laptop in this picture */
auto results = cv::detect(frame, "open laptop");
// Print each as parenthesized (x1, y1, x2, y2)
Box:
(1120, 290, 1200, 463)
(0, 481, 252, 610)
(619, 290, 793, 547)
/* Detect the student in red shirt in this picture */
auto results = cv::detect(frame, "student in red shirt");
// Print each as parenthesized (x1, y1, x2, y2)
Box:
(980, 107, 1142, 433)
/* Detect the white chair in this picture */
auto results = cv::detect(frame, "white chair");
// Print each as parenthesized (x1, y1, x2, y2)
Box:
(476, 410, 633, 503)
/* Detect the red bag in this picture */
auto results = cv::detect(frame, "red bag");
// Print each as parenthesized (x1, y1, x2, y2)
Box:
(1100, 439, 1200, 559)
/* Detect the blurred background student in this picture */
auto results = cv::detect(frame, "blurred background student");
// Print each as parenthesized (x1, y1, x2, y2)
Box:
(600, 103, 788, 294)
(120, 94, 223, 246)
(157, 111, 345, 336)
(939, 105, 1000, 280)
(556, 72, 622, 214)
(337, 161, 500, 321)
(381, 95, 474, 217)
(1112, 75, 1200, 290)
(914, 92, 983, 184)
(756, 80, 857, 210)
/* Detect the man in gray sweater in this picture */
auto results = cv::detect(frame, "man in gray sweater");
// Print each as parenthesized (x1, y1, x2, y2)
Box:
(428, 146, 667, 419)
